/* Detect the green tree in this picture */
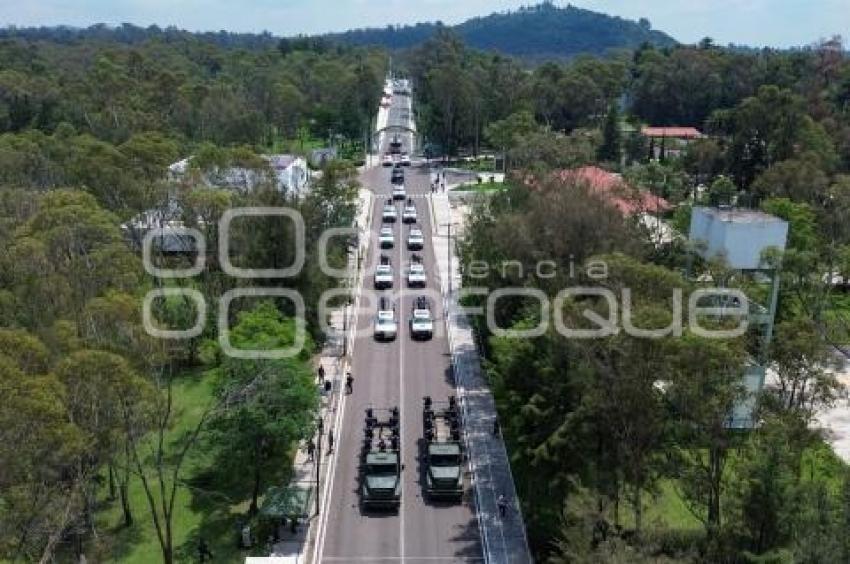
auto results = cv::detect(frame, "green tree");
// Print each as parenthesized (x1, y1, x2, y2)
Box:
(769, 319, 840, 423)
(752, 155, 831, 204)
(0, 355, 87, 562)
(56, 350, 155, 529)
(209, 302, 318, 512)
(707, 175, 738, 206)
(597, 104, 622, 163)
(667, 332, 748, 536)
(484, 110, 538, 171)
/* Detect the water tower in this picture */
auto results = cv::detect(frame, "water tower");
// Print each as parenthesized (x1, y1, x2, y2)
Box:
(688, 206, 789, 428)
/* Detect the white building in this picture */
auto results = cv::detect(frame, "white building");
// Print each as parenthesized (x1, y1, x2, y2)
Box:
(169, 154, 310, 197)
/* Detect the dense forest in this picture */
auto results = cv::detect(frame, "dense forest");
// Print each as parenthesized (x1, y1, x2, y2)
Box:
(325, 2, 677, 61)
(0, 28, 382, 562)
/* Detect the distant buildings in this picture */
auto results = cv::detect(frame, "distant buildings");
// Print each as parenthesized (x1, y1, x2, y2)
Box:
(557, 166, 671, 217)
(556, 166, 674, 245)
(168, 153, 310, 196)
(641, 126, 703, 159)
(124, 153, 310, 253)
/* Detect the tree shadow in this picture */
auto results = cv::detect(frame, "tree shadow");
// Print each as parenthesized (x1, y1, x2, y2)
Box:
(176, 444, 296, 562)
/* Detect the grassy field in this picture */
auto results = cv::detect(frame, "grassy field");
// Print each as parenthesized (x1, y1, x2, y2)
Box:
(266, 136, 325, 156)
(451, 180, 506, 193)
(620, 440, 848, 535)
(88, 368, 288, 563)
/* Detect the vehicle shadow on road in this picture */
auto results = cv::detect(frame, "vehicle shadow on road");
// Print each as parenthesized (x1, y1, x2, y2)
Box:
(443, 363, 455, 387)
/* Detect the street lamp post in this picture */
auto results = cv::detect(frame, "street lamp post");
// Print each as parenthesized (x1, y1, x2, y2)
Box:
(440, 222, 460, 295)
(315, 416, 324, 516)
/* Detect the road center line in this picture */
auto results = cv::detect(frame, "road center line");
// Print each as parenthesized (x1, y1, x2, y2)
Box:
(398, 197, 406, 560)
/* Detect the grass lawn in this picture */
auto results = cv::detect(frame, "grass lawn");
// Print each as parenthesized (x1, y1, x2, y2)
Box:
(266, 136, 325, 156)
(461, 158, 499, 173)
(87, 368, 291, 563)
(623, 440, 849, 535)
(451, 180, 506, 193)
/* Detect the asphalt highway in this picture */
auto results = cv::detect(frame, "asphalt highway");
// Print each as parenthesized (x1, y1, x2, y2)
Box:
(315, 89, 483, 563)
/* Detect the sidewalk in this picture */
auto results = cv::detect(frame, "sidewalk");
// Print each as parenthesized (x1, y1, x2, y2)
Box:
(268, 311, 347, 561)
(429, 192, 534, 563)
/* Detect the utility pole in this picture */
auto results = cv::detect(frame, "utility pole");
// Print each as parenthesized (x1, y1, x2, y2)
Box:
(447, 222, 452, 295)
(441, 222, 459, 295)
(315, 415, 324, 516)
(342, 299, 350, 357)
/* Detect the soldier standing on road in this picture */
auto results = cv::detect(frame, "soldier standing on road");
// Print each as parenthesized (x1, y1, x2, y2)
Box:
(497, 494, 508, 518)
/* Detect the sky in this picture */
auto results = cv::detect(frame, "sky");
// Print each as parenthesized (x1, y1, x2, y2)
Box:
(1, 0, 848, 48)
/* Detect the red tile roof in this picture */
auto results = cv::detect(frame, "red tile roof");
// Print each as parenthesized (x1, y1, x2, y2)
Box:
(641, 126, 702, 139)
(556, 166, 671, 216)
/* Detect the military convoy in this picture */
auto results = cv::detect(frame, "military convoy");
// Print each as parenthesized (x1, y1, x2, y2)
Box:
(360, 407, 402, 510)
(422, 396, 464, 501)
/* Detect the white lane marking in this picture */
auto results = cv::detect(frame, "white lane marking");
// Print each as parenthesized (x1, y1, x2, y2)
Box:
(398, 212, 406, 560)
(313, 193, 373, 564)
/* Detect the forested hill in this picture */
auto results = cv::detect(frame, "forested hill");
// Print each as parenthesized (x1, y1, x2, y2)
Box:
(0, 22, 280, 49)
(324, 3, 678, 60)
(0, 3, 677, 59)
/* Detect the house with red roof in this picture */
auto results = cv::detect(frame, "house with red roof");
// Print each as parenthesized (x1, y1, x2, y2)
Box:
(557, 166, 671, 217)
(641, 126, 703, 159)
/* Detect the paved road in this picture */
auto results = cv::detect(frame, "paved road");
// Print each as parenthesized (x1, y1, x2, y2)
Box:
(315, 88, 482, 563)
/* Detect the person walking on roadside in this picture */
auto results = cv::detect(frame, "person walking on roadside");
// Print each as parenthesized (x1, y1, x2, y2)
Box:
(497, 494, 508, 518)
(318, 364, 325, 384)
(345, 372, 354, 394)
(327, 428, 335, 454)
(306, 439, 315, 461)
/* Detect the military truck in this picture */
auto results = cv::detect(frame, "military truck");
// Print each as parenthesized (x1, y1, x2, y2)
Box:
(422, 396, 464, 501)
(389, 135, 403, 155)
(360, 406, 402, 509)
